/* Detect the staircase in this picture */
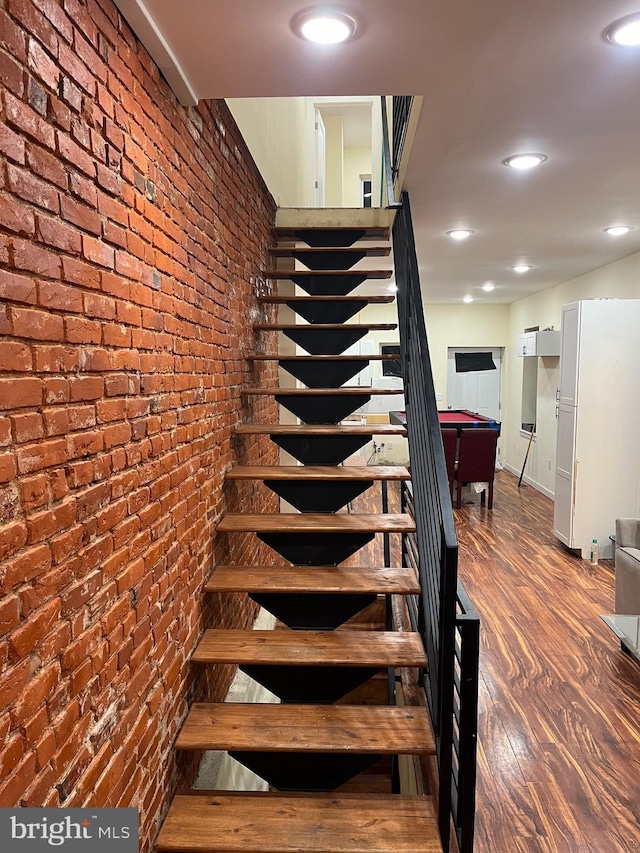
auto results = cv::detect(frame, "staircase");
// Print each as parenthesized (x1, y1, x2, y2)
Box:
(155, 221, 444, 852)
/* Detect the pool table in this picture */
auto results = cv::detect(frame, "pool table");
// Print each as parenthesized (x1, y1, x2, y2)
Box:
(389, 409, 501, 436)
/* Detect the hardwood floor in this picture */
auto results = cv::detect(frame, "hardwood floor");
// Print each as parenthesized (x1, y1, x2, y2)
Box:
(349, 470, 640, 851)
(454, 470, 640, 853)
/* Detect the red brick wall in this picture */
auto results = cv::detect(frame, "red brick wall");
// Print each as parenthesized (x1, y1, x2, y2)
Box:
(0, 0, 279, 847)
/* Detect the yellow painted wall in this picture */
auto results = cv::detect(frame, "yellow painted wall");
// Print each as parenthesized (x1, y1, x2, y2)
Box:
(368, 252, 640, 500)
(226, 97, 309, 206)
(422, 304, 510, 404)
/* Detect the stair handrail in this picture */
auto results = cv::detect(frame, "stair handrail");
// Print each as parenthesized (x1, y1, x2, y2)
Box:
(392, 190, 479, 853)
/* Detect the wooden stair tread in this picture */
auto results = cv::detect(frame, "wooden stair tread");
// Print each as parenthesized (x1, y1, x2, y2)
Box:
(192, 629, 428, 667)
(156, 792, 440, 852)
(226, 465, 410, 481)
(242, 387, 402, 396)
(254, 323, 397, 331)
(176, 703, 434, 754)
(275, 224, 390, 240)
(258, 295, 393, 303)
(265, 269, 392, 279)
(235, 424, 406, 436)
(205, 565, 420, 594)
(248, 354, 398, 361)
(217, 513, 415, 533)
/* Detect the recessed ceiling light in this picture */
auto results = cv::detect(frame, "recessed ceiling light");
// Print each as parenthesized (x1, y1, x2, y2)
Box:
(511, 264, 532, 274)
(503, 153, 547, 170)
(463, 295, 474, 303)
(482, 282, 496, 292)
(293, 9, 357, 44)
(604, 225, 634, 236)
(447, 229, 474, 240)
(606, 14, 640, 46)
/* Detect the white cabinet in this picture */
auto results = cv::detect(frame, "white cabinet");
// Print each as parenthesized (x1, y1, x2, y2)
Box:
(517, 332, 537, 356)
(553, 299, 640, 558)
(557, 303, 579, 405)
(517, 330, 561, 357)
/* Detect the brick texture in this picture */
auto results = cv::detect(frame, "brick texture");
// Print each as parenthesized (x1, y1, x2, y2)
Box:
(0, 0, 279, 848)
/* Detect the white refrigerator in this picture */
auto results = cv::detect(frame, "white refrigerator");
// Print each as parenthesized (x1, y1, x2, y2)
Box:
(553, 299, 640, 559)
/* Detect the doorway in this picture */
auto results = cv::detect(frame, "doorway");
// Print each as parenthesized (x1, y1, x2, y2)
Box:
(446, 347, 502, 421)
(314, 109, 326, 207)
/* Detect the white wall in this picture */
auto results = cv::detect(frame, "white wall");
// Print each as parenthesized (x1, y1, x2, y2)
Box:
(323, 115, 344, 207)
(343, 147, 372, 207)
(226, 97, 309, 206)
(504, 251, 640, 495)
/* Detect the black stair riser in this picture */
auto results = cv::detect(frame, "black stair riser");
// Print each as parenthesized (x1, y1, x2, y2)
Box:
(257, 531, 376, 565)
(278, 359, 366, 388)
(227, 751, 379, 792)
(272, 434, 370, 465)
(240, 664, 381, 703)
(264, 479, 372, 513)
(275, 394, 370, 424)
(290, 274, 366, 295)
(293, 250, 367, 270)
(285, 299, 368, 324)
(249, 592, 377, 630)
(282, 327, 369, 355)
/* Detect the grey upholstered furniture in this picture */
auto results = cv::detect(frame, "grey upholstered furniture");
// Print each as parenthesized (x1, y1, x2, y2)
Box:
(614, 518, 640, 614)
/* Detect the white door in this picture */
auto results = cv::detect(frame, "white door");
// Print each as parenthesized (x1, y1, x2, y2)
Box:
(553, 403, 576, 545)
(446, 348, 502, 420)
(343, 341, 372, 387)
(314, 109, 326, 208)
(558, 302, 580, 406)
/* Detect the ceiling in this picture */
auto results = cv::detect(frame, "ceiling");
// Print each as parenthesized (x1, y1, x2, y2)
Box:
(114, 0, 640, 303)
(317, 104, 372, 148)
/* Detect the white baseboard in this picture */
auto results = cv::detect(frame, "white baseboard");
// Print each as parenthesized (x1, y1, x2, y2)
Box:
(503, 462, 555, 501)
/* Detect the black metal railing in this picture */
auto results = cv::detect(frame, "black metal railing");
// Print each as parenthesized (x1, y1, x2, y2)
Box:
(452, 584, 480, 853)
(381, 95, 413, 208)
(393, 190, 479, 853)
(392, 96, 413, 179)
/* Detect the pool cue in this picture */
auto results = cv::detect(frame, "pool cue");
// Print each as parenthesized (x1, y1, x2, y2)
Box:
(518, 422, 536, 488)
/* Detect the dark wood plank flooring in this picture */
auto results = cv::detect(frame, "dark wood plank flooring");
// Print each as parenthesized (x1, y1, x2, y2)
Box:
(351, 470, 640, 852)
(454, 470, 640, 853)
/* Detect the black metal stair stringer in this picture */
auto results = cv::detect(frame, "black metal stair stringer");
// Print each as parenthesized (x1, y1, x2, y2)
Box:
(293, 249, 367, 270)
(240, 663, 381, 704)
(278, 358, 366, 388)
(263, 479, 372, 513)
(227, 751, 379, 792)
(274, 393, 370, 424)
(281, 326, 369, 355)
(284, 299, 368, 324)
(290, 228, 368, 247)
(257, 531, 376, 566)
(290, 273, 367, 295)
(271, 433, 370, 465)
(249, 592, 378, 630)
